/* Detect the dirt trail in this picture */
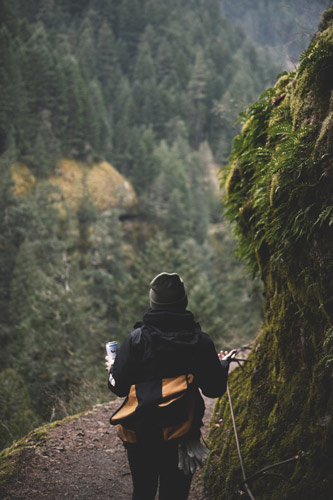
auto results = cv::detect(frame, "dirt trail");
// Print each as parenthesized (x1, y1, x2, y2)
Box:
(0, 396, 215, 500)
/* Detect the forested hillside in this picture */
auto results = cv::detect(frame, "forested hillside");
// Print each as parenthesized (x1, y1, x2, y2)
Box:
(205, 7, 333, 499)
(0, 0, 281, 450)
(0, 0, 281, 172)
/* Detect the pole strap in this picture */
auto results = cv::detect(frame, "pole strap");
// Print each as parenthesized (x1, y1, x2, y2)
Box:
(227, 381, 256, 500)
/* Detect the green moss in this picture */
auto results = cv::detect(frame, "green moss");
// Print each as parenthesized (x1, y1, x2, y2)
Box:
(318, 6, 333, 31)
(0, 413, 83, 485)
(291, 13, 333, 128)
(315, 108, 333, 154)
(207, 9, 333, 499)
(225, 161, 242, 197)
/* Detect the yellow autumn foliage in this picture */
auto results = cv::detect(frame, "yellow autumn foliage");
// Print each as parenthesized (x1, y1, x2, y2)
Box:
(9, 164, 36, 196)
(50, 160, 84, 205)
(9, 159, 137, 214)
(49, 159, 138, 211)
(87, 161, 137, 211)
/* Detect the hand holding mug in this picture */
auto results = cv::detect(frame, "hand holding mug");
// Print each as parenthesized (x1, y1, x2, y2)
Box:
(105, 355, 112, 372)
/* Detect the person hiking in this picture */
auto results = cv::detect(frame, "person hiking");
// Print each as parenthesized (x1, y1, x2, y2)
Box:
(105, 272, 236, 500)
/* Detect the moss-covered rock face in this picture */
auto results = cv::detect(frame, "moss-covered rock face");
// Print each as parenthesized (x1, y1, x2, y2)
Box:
(206, 8, 333, 500)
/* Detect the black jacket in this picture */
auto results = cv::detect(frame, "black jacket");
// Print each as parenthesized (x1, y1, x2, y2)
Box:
(108, 309, 229, 434)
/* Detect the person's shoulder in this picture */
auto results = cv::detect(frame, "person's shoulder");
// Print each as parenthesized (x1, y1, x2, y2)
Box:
(198, 330, 216, 349)
(130, 323, 144, 345)
(191, 321, 212, 345)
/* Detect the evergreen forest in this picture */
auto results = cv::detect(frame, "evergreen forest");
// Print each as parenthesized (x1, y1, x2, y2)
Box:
(0, 0, 328, 473)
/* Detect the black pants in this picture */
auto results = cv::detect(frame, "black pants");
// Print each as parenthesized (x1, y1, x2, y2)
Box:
(124, 437, 193, 500)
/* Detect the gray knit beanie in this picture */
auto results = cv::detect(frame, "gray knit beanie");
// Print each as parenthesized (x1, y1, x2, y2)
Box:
(149, 272, 188, 311)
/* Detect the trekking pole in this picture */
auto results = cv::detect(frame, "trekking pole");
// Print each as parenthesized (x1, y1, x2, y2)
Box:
(226, 348, 304, 496)
(227, 381, 256, 500)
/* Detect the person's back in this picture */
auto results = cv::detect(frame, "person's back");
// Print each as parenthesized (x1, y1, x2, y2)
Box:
(106, 272, 235, 500)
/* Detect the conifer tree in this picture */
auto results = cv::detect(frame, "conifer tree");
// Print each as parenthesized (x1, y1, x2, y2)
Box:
(0, 156, 38, 367)
(9, 238, 101, 420)
(77, 17, 97, 76)
(36, 0, 55, 28)
(21, 25, 57, 117)
(130, 126, 156, 192)
(132, 36, 159, 127)
(85, 79, 112, 159)
(187, 50, 208, 148)
(0, 25, 27, 157)
(32, 122, 60, 177)
(61, 54, 87, 158)
(112, 76, 135, 172)
(84, 209, 125, 334)
(0, 368, 40, 450)
(96, 20, 119, 102)
(118, 0, 145, 64)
